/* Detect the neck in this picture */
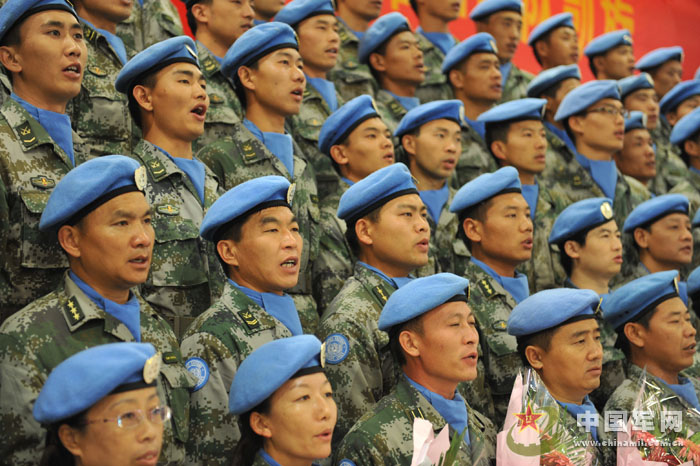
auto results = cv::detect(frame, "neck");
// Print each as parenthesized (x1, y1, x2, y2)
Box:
(569, 268, 610, 295)
(472, 250, 517, 277)
(498, 55, 509, 66)
(639, 252, 681, 274)
(381, 79, 417, 98)
(262, 443, 312, 466)
(340, 167, 363, 184)
(518, 171, 536, 185)
(305, 67, 328, 80)
(418, 14, 451, 33)
(144, 126, 194, 159)
(246, 102, 287, 133)
(690, 157, 700, 172)
(631, 358, 679, 386)
(410, 161, 447, 191)
(195, 30, 232, 59)
(404, 366, 457, 400)
(545, 114, 563, 129)
(229, 272, 283, 295)
(358, 251, 412, 279)
(12, 85, 68, 113)
(460, 95, 493, 120)
(337, 5, 371, 32)
(254, 11, 274, 22)
(575, 140, 613, 161)
(539, 371, 585, 404)
(76, 9, 118, 34)
(71, 267, 130, 305)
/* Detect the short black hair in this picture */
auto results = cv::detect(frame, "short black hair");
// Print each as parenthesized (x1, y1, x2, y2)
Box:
(516, 327, 556, 367)
(388, 315, 424, 367)
(409, 0, 418, 14)
(614, 307, 656, 359)
(186, 0, 212, 35)
(556, 228, 588, 277)
(484, 120, 512, 159)
(0, 22, 22, 47)
(531, 32, 553, 67)
(456, 198, 492, 252)
(588, 56, 599, 78)
(345, 206, 383, 257)
(368, 38, 392, 84)
(233, 60, 259, 110)
(213, 212, 250, 275)
(679, 130, 700, 167)
(127, 72, 158, 130)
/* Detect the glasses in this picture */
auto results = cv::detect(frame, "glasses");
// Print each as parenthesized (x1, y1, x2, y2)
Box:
(82, 405, 171, 430)
(586, 106, 629, 118)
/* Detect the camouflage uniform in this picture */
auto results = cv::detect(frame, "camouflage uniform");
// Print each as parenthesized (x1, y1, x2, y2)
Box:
(500, 63, 533, 103)
(191, 42, 244, 152)
(375, 89, 410, 137)
(669, 169, 700, 267)
(415, 32, 453, 104)
(0, 71, 11, 106)
(541, 124, 575, 181)
(317, 262, 398, 448)
(0, 98, 84, 321)
(0, 272, 193, 466)
(118, 0, 184, 55)
(180, 281, 298, 465)
(650, 130, 688, 195)
(328, 20, 378, 102)
(128, 140, 224, 336)
(419, 185, 458, 275)
(335, 376, 497, 466)
(196, 122, 321, 333)
(452, 124, 498, 189)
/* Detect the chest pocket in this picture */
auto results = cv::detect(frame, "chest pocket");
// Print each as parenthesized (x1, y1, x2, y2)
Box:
(76, 62, 130, 144)
(150, 211, 208, 287)
(19, 191, 68, 269)
(159, 362, 195, 443)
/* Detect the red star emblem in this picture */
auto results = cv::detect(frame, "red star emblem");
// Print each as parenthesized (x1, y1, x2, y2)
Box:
(513, 402, 543, 433)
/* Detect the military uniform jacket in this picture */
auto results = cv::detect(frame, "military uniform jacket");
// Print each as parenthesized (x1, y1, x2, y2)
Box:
(375, 89, 409, 137)
(335, 376, 497, 466)
(180, 281, 296, 466)
(453, 123, 498, 189)
(415, 32, 453, 104)
(129, 139, 224, 326)
(650, 127, 688, 195)
(68, 20, 136, 158)
(0, 98, 84, 322)
(192, 42, 244, 152)
(117, 0, 184, 56)
(0, 272, 193, 466)
(417, 185, 458, 276)
(196, 122, 321, 332)
(317, 262, 398, 448)
(541, 124, 575, 180)
(500, 63, 533, 103)
(328, 20, 378, 102)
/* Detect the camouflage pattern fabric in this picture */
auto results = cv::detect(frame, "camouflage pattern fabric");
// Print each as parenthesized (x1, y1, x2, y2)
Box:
(334, 376, 497, 466)
(452, 124, 498, 190)
(0, 71, 11, 106)
(0, 272, 193, 466)
(117, 0, 183, 56)
(416, 185, 458, 276)
(415, 32, 453, 104)
(327, 20, 378, 102)
(499, 63, 533, 103)
(541, 125, 575, 181)
(650, 129, 688, 195)
(375, 89, 409, 138)
(180, 281, 297, 465)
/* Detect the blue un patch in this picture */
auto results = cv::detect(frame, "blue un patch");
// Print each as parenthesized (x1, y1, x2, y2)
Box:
(185, 357, 209, 392)
(323, 333, 350, 364)
(339, 460, 356, 466)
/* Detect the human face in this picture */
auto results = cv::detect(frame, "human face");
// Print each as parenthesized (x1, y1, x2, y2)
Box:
(615, 128, 656, 184)
(598, 45, 635, 79)
(74, 0, 132, 32)
(71, 192, 154, 301)
(498, 120, 547, 178)
(244, 48, 306, 117)
(536, 319, 603, 404)
(335, 117, 394, 182)
(201, 0, 254, 47)
(296, 14, 340, 78)
(642, 213, 693, 269)
(364, 194, 430, 276)
(480, 11, 522, 62)
(227, 206, 303, 293)
(69, 388, 163, 466)
(2, 10, 87, 113)
(341, 0, 383, 23)
(668, 95, 700, 126)
(252, 0, 285, 21)
(651, 60, 683, 99)
(570, 220, 622, 281)
(623, 89, 660, 129)
(541, 26, 579, 67)
(261, 373, 337, 465)
(406, 119, 461, 183)
(457, 52, 502, 103)
(422, 0, 463, 22)
(378, 31, 425, 87)
(544, 78, 580, 122)
(146, 63, 208, 143)
(572, 98, 626, 155)
(413, 301, 479, 394)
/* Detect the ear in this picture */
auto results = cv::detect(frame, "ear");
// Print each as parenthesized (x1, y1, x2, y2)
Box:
(592, 55, 605, 75)
(0, 45, 21, 73)
(563, 240, 581, 260)
(237, 66, 256, 93)
(448, 69, 463, 91)
(58, 424, 83, 458)
(463, 218, 482, 244)
(543, 95, 556, 115)
(57, 225, 82, 259)
(329, 144, 349, 166)
(633, 227, 650, 249)
(190, 2, 209, 25)
(567, 115, 585, 137)
(534, 40, 548, 62)
(401, 134, 417, 156)
(667, 111, 679, 126)
(249, 412, 273, 439)
(623, 322, 646, 349)
(216, 239, 239, 267)
(490, 140, 508, 161)
(684, 139, 700, 158)
(398, 329, 421, 358)
(369, 52, 387, 73)
(524, 345, 544, 370)
(355, 218, 374, 247)
(132, 85, 154, 113)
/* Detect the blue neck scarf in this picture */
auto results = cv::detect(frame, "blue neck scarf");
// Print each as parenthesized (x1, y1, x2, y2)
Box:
(196, 40, 223, 64)
(558, 396, 599, 442)
(153, 145, 206, 205)
(500, 61, 512, 89)
(680, 281, 689, 307)
(386, 91, 420, 112)
(544, 121, 576, 154)
(337, 16, 363, 40)
(465, 117, 486, 141)
(358, 262, 411, 289)
(11, 93, 75, 166)
(470, 257, 530, 303)
(419, 183, 449, 224)
(520, 183, 539, 219)
(243, 119, 295, 177)
(258, 450, 283, 466)
(81, 19, 127, 65)
(341, 177, 354, 186)
(663, 377, 700, 411)
(575, 151, 618, 201)
(416, 27, 456, 55)
(406, 375, 470, 445)
(306, 76, 339, 112)
(69, 271, 141, 341)
(229, 279, 302, 335)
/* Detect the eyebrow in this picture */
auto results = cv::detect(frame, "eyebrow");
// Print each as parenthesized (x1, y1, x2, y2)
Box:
(111, 208, 150, 220)
(260, 215, 298, 225)
(316, 18, 337, 27)
(396, 203, 425, 212)
(173, 69, 204, 81)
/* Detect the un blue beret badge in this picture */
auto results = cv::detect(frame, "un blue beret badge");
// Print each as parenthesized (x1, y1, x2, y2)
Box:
(320, 341, 327, 369)
(600, 201, 613, 220)
(186, 357, 210, 391)
(134, 165, 147, 191)
(324, 333, 350, 364)
(287, 183, 296, 205)
(490, 39, 498, 53)
(143, 352, 161, 384)
(339, 461, 356, 466)
(186, 44, 197, 59)
(623, 34, 633, 45)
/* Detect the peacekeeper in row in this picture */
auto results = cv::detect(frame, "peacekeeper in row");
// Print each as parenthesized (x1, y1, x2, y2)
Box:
(584, 29, 634, 81)
(181, 176, 308, 465)
(613, 110, 663, 195)
(117, 0, 184, 55)
(336, 274, 497, 465)
(0, 156, 193, 465)
(0, 0, 87, 321)
(197, 22, 321, 330)
(527, 12, 579, 71)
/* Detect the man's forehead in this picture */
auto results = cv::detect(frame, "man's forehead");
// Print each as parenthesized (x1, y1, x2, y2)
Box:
(588, 97, 621, 109)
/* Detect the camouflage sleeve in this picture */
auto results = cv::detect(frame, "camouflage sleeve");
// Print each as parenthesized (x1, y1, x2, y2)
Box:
(197, 143, 229, 191)
(312, 212, 354, 316)
(0, 176, 8, 259)
(334, 428, 389, 466)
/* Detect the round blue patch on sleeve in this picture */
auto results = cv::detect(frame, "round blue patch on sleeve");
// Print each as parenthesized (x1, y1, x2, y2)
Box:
(339, 460, 356, 466)
(185, 357, 209, 392)
(323, 333, 350, 364)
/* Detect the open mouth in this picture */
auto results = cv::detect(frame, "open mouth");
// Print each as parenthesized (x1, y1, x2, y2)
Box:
(326, 47, 338, 55)
(191, 104, 207, 116)
(281, 258, 298, 268)
(291, 88, 303, 100)
(64, 63, 82, 77)
(684, 342, 697, 352)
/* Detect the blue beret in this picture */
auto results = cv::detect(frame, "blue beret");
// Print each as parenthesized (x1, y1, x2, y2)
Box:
(469, 0, 522, 21)
(449, 166, 521, 214)
(442, 32, 498, 74)
(602, 270, 681, 329)
(508, 288, 600, 337)
(358, 12, 410, 64)
(34, 343, 160, 424)
(229, 335, 323, 415)
(337, 163, 418, 222)
(394, 100, 466, 138)
(477, 98, 546, 125)
(528, 13, 574, 45)
(200, 176, 293, 242)
(39, 155, 147, 231)
(622, 193, 689, 233)
(222, 22, 298, 80)
(635, 46, 684, 71)
(0, 0, 77, 43)
(275, 0, 334, 26)
(695, 66, 700, 81)
(689, 266, 700, 298)
(554, 80, 621, 122)
(548, 197, 614, 244)
(583, 29, 633, 58)
(378, 273, 470, 331)
(624, 111, 647, 132)
(318, 95, 380, 155)
(659, 80, 700, 115)
(670, 106, 700, 145)
(526, 64, 581, 98)
(115, 36, 199, 94)
(618, 73, 655, 99)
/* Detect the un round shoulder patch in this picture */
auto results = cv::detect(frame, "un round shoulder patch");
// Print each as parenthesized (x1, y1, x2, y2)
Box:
(339, 460, 356, 466)
(185, 357, 209, 392)
(324, 333, 350, 364)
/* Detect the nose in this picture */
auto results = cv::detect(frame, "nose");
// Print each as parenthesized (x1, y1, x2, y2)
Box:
(522, 214, 534, 232)
(684, 318, 697, 339)
(133, 222, 154, 248)
(242, 0, 254, 18)
(589, 340, 604, 362)
(138, 412, 160, 443)
(612, 235, 623, 251)
(66, 34, 82, 57)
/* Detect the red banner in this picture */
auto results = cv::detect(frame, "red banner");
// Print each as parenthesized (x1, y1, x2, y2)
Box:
(172, 0, 700, 81)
